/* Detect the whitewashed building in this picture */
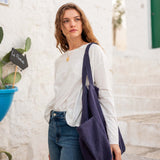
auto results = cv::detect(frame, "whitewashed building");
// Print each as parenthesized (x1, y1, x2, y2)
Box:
(0, 0, 112, 160)
(0, 0, 160, 159)
(113, 0, 160, 159)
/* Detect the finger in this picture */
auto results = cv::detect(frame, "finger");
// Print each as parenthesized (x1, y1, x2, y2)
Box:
(110, 148, 114, 160)
(115, 152, 121, 160)
(112, 152, 114, 160)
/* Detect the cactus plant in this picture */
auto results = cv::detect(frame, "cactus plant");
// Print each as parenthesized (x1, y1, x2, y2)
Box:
(0, 26, 31, 89)
(0, 26, 31, 159)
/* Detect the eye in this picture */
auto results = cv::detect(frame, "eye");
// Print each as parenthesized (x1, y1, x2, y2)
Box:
(75, 18, 81, 21)
(63, 19, 69, 23)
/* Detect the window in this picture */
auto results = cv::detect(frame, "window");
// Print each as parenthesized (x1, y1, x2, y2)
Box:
(151, 0, 160, 48)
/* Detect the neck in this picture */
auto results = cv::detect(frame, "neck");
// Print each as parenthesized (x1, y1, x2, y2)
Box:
(67, 38, 87, 51)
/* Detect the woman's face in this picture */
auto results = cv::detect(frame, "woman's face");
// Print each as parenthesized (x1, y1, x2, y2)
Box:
(61, 9, 83, 41)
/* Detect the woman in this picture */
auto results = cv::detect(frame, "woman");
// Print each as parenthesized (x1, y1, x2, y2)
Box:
(45, 3, 121, 160)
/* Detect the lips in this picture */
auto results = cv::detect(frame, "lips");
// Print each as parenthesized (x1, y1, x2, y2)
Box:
(70, 29, 78, 32)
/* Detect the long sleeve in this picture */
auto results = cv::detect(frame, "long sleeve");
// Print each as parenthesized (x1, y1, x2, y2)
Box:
(89, 44, 119, 144)
(44, 97, 55, 122)
(44, 43, 119, 141)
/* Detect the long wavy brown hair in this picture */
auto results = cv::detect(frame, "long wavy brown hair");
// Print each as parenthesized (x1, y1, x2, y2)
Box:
(55, 3, 99, 53)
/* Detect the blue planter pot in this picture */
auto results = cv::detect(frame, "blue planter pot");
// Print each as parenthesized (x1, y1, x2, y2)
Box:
(0, 86, 18, 121)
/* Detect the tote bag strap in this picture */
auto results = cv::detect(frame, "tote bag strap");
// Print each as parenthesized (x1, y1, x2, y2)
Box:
(82, 43, 96, 86)
(82, 43, 126, 155)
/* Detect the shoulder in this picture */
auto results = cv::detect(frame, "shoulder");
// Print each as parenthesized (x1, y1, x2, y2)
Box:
(88, 43, 106, 60)
(89, 43, 104, 53)
(88, 43, 111, 68)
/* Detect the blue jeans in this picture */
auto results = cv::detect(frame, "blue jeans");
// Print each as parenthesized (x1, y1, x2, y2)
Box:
(48, 111, 84, 160)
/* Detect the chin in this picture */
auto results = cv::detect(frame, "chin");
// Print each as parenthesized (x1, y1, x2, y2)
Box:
(70, 36, 81, 40)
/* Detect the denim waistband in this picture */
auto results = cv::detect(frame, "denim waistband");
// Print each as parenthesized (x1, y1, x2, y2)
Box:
(50, 110, 66, 119)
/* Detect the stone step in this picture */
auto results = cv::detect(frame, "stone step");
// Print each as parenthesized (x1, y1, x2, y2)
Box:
(122, 145, 160, 160)
(118, 114, 160, 148)
(114, 96, 160, 116)
(113, 53, 160, 75)
(113, 84, 160, 98)
(112, 54, 160, 85)
(122, 154, 158, 160)
(113, 74, 160, 85)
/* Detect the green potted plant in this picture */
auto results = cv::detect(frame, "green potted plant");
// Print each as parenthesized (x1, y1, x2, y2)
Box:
(0, 26, 31, 121)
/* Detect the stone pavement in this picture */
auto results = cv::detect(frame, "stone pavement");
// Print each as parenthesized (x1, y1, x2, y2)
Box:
(122, 154, 159, 160)
(122, 145, 160, 160)
(112, 49, 160, 160)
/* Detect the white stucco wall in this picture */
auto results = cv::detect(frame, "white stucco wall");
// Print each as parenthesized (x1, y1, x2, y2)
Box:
(112, 0, 160, 151)
(0, 0, 112, 160)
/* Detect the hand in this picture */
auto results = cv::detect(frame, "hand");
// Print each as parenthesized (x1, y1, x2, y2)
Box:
(110, 144, 121, 160)
(48, 154, 50, 160)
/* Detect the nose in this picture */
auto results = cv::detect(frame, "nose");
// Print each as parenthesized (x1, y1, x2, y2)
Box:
(70, 20, 76, 27)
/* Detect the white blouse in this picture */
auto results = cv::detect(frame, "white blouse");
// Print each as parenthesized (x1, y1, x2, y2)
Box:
(44, 43, 119, 144)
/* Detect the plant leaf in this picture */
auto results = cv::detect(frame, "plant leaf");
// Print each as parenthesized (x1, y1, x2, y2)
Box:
(0, 62, 3, 89)
(16, 48, 25, 54)
(2, 72, 21, 85)
(0, 26, 3, 44)
(1, 50, 11, 66)
(0, 62, 2, 80)
(0, 151, 12, 160)
(0, 84, 5, 89)
(25, 37, 31, 51)
(0, 48, 25, 66)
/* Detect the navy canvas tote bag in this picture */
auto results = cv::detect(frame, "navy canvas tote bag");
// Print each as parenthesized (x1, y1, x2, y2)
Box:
(77, 43, 126, 160)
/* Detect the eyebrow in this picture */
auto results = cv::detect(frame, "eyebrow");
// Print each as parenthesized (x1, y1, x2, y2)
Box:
(63, 16, 81, 19)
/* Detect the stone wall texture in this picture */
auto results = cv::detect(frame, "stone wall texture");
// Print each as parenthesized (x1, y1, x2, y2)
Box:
(0, 0, 112, 160)
(113, 0, 160, 159)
